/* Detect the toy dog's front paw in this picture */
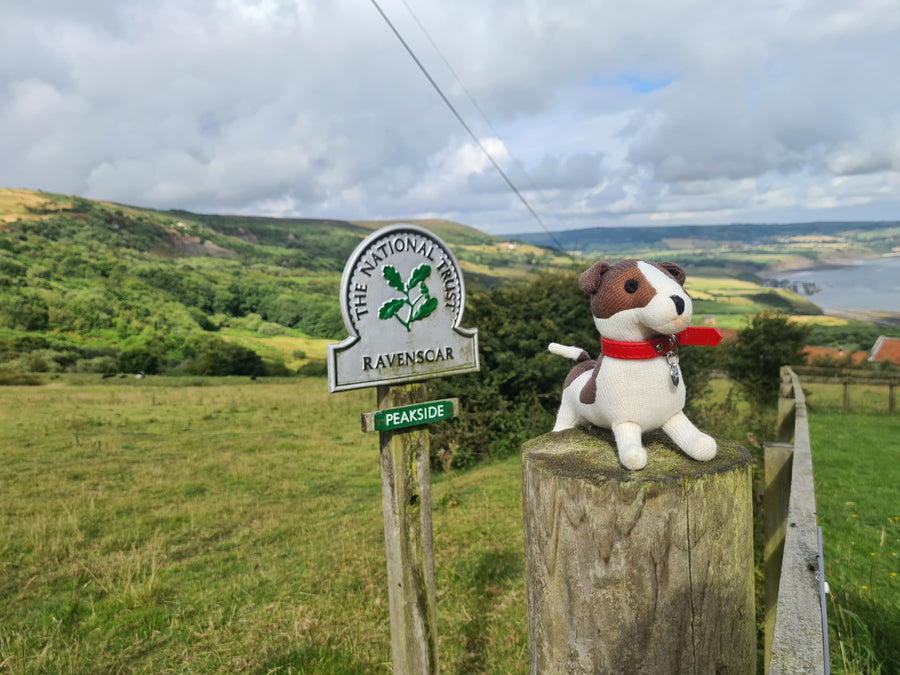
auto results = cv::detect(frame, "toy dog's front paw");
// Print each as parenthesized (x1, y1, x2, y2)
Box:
(618, 444, 648, 470)
(685, 433, 717, 462)
(663, 413, 717, 462)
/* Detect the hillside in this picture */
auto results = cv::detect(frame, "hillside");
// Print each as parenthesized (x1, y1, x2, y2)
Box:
(0, 189, 563, 379)
(510, 221, 900, 251)
(4, 188, 894, 381)
(510, 221, 900, 274)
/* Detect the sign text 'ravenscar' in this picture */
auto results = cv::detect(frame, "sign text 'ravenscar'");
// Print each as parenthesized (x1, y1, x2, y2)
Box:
(328, 224, 479, 392)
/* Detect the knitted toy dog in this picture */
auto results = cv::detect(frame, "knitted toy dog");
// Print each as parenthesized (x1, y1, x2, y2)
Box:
(549, 259, 721, 470)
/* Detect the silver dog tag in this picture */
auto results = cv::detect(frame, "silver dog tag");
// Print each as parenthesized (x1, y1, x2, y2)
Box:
(666, 349, 680, 387)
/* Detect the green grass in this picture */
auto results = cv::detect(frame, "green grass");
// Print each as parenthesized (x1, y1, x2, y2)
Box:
(807, 406, 900, 674)
(0, 377, 527, 673)
(804, 381, 897, 415)
(4, 375, 898, 674)
(695, 380, 899, 673)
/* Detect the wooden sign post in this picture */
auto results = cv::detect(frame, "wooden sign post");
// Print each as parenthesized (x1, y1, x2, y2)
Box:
(328, 225, 478, 674)
(376, 382, 438, 673)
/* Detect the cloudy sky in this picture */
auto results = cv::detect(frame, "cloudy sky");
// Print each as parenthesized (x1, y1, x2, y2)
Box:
(2, 0, 899, 235)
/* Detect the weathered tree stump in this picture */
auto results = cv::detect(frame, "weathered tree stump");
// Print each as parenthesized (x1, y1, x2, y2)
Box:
(522, 426, 755, 674)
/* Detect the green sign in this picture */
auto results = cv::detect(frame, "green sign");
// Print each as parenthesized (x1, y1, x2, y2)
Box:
(367, 399, 457, 432)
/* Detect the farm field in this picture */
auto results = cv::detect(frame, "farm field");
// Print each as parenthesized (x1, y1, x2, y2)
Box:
(0, 376, 528, 674)
(2, 376, 898, 673)
(805, 405, 900, 674)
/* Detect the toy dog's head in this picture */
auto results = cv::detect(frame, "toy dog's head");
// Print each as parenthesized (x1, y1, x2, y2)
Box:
(580, 259, 692, 341)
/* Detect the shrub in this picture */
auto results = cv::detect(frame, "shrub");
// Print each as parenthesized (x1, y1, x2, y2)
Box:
(0, 293, 49, 330)
(11, 336, 51, 351)
(430, 271, 597, 469)
(230, 313, 263, 331)
(184, 338, 265, 376)
(262, 360, 293, 377)
(117, 345, 162, 374)
(296, 361, 328, 377)
(76, 356, 118, 374)
(188, 308, 218, 331)
(0, 257, 26, 277)
(0, 370, 42, 385)
(725, 312, 811, 407)
(258, 321, 286, 336)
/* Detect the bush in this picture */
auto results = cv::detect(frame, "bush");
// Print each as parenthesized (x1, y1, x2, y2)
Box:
(76, 356, 118, 374)
(0, 370, 42, 385)
(258, 321, 286, 336)
(184, 338, 265, 376)
(296, 360, 328, 377)
(0, 293, 49, 330)
(807, 321, 900, 352)
(117, 345, 162, 374)
(10, 336, 51, 351)
(263, 360, 294, 377)
(725, 312, 811, 408)
(430, 271, 597, 469)
(232, 313, 263, 331)
(188, 308, 218, 331)
(0, 257, 26, 277)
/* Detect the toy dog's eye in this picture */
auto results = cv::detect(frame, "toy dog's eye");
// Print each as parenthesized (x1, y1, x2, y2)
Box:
(624, 279, 639, 293)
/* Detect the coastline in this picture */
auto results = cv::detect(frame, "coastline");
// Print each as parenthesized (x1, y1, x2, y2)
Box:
(822, 308, 900, 325)
(757, 251, 900, 278)
(756, 253, 900, 323)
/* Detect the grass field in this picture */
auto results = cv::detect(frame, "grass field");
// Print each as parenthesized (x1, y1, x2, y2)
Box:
(2, 376, 898, 673)
(804, 380, 898, 415)
(801, 385, 900, 674)
(0, 377, 527, 674)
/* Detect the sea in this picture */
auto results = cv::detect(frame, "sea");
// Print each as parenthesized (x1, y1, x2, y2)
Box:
(764, 256, 900, 313)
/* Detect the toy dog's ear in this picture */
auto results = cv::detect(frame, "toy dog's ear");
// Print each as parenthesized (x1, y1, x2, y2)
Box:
(659, 262, 686, 286)
(580, 261, 612, 294)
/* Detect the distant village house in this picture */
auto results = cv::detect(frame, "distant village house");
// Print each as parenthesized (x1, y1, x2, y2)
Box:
(803, 335, 900, 366)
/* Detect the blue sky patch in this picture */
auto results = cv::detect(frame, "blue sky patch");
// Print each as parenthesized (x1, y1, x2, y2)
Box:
(589, 72, 675, 93)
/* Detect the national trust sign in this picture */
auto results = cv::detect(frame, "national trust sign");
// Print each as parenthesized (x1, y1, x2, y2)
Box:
(327, 224, 479, 392)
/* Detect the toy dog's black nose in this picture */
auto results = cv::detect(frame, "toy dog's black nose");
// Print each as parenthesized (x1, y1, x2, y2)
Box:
(671, 295, 685, 315)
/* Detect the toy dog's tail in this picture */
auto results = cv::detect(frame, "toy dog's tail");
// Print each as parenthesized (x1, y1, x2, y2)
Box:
(548, 343, 591, 363)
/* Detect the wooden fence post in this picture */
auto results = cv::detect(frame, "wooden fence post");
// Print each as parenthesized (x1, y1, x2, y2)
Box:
(776, 366, 796, 443)
(378, 383, 439, 674)
(522, 427, 755, 674)
(890, 383, 896, 414)
(768, 368, 827, 674)
(763, 441, 794, 670)
(842, 381, 850, 410)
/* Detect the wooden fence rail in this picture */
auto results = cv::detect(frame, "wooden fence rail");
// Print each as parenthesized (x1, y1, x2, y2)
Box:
(791, 366, 898, 413)
(765, 366, 829, 674)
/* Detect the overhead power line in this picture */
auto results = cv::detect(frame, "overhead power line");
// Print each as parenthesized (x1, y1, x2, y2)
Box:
(396, 0, 570, 234)
(368, 0, 568, 252)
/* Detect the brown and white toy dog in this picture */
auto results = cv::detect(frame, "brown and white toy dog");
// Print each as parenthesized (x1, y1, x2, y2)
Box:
(549, 259, 720, 470)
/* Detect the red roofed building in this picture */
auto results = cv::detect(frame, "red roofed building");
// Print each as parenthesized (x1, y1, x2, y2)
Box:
(803, 346, 869, 366)
(869, 336, 900, 364)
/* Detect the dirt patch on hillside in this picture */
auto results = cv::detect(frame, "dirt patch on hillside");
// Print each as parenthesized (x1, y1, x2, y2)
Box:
(172, 234, 238, 258)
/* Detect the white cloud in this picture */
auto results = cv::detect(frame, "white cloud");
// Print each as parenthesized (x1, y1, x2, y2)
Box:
(1, 0, 899, 234)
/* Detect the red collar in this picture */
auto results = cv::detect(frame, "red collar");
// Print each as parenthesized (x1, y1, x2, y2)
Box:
(601, 327, 723, 360)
